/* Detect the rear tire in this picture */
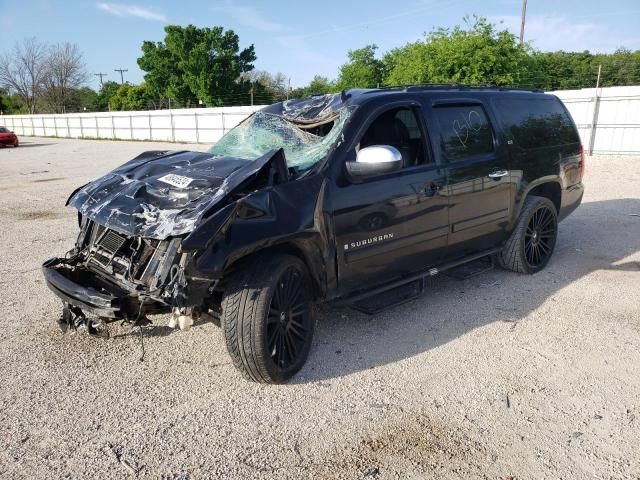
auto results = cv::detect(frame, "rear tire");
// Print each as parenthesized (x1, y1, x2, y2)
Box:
(496, 195, 558, 274)
(221, 254, 314, 383)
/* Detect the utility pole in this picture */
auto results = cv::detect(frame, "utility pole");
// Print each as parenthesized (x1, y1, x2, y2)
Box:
(250, 83, 254, 106)
(588, 64, 602, 156)
(94, 72, 107, 89)
(286, 77, 291, 100)
(114, 68, 128, 84)
(519, 0, 528, 45)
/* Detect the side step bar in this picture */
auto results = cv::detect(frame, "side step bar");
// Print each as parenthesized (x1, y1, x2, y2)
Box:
(333, 247, 501, 315)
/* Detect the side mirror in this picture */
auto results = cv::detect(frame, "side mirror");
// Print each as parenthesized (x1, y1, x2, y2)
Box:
(345, 145, 403, 181)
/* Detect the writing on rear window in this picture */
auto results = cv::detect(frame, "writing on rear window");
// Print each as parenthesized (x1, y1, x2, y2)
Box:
(434, 105, 494, 161)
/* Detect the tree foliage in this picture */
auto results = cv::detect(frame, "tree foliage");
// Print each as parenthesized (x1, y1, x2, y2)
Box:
(0, 89, 25, 114)
(95, 81, 120, 111)
(383, 16, 529, 86)
(336, 44, 385, 90)
(137, 25, 256, 107)
(297, 75, 336, 96)
(108, 83, 155, 110)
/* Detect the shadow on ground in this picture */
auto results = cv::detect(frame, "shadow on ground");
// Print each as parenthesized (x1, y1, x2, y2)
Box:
(16, 142, 55, 148)
(38, 198, 639, 382)
(294, 198, 639, 383)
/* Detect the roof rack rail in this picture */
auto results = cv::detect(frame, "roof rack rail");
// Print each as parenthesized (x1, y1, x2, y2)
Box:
(363, 83, 542, 94)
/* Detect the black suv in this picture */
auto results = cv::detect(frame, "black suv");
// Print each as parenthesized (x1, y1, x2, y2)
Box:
(43, 86, 584, 383)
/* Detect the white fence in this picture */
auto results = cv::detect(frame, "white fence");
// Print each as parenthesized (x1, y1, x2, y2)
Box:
(553, 85, 640, 155)
(2, 86, 640, 154)
(0, 105, 263, 144)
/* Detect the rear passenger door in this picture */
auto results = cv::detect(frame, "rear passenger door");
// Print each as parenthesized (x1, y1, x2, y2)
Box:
(425, 99, 512, 255)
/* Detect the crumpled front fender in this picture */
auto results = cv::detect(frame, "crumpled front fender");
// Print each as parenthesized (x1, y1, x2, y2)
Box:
(182, 174, 333, 297)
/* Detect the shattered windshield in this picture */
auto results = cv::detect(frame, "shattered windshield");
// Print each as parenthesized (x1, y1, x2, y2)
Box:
(208, 107, 353, 170)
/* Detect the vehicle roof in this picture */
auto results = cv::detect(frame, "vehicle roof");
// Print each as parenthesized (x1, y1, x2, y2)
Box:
(264, 85, 553, 125)
(343, 84, 547, 106)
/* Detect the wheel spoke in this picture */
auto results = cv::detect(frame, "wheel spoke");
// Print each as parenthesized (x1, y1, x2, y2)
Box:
(267, 326, 279, 352)
(538, 240, 550, 254)
(290, 317, 309, 332)
(277, 333, 285, 367)
(289, 280, 302, 306)
(289, 324, 306, 341)
(539, 215, 553, 231)
(289, 302, 307, 318)
(285, 332, 298, 363)
(286, 269, 298, 303)
(531, 210, 540, 230)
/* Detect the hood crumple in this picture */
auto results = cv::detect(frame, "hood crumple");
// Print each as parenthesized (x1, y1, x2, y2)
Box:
(68, 149, 285, 240)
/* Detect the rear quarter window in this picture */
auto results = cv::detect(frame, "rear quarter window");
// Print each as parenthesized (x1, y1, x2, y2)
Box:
(494, 97, 579, 149)
(433, 105, 494, 161)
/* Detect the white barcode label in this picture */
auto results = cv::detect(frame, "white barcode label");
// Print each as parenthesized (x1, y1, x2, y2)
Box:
(158, 174, 194, 188)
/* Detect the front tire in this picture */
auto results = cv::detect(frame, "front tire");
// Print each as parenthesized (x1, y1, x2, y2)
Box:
(496, 195, 558, 274)
(221, 254, 314, 383)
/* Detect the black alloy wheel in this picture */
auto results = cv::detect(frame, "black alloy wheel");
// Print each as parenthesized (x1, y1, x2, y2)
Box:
(222, 254, 314, 383)
(496, 195, 558, 274)
(524, 205, 556, 268)
(267, 266, 313, 370)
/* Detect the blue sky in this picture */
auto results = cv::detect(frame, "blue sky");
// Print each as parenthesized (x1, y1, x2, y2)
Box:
(1, 0, 639, 90)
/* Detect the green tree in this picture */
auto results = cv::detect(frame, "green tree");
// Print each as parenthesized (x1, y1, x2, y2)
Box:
(336, 44, 385, 90)
(137, 24, 256, 107)
(95, 81, 120, 111)
(526, 51, 594, 90)
(66, 86, 99, 112)
(0, 89, 25, 114)
(108, 83, 155, 110)
(302, 75, 336, 96)
(383, 16, 529, 86)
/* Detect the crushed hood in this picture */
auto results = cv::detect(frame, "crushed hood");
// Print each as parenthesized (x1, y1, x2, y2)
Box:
(68, 149, 289, 240)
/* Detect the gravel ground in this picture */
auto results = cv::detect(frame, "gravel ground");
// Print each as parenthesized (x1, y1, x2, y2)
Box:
(0, 137, 639, 479)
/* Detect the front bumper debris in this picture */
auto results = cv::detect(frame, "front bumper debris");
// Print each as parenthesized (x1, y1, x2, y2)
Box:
(43, 257, 133, 319)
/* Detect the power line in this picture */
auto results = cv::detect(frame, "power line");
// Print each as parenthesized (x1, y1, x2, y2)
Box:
(94, 72, 108, 89)
(114, 68, 128, 84)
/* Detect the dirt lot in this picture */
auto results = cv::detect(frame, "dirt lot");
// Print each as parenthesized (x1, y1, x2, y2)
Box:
(0, 137, 638, 479)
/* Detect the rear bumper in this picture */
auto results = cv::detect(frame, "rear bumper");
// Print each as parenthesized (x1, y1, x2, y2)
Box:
(42, 258, 130, 318)
(559, 182, 584, 222)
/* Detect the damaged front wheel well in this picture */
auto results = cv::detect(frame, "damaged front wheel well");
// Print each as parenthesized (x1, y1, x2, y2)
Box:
(222, 244, 323, 301)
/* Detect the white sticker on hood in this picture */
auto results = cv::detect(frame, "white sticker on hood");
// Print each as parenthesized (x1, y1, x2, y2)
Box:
(158, 174, 194, 188)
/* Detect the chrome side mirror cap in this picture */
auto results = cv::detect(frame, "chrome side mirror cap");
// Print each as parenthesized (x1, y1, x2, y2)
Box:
(345, 145, 403, 181)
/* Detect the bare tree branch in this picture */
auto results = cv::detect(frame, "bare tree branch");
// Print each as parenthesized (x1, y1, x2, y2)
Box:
(0, 38, 49, 114)
(43, 43, 88, 113)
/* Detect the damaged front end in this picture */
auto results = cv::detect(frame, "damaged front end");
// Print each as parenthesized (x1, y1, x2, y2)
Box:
(42, 216, 204, 331)
(43, 95, 354, 334)
(42, 148, 294, 332)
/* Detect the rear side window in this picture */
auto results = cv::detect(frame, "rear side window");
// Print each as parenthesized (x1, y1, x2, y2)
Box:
(495, 97, 579, 149)
(433, 105, 494, 161)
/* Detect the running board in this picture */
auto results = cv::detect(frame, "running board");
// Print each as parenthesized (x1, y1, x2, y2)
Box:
(333, 247, 501, 315)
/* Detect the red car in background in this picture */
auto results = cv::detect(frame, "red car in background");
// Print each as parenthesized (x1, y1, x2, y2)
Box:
(0, 127, 19, 147)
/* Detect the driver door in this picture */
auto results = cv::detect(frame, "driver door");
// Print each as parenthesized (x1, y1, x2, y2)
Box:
(330, 104, 449, 295)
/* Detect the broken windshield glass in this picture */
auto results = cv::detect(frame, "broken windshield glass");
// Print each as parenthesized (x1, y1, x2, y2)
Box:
(208, 107, 354, 170)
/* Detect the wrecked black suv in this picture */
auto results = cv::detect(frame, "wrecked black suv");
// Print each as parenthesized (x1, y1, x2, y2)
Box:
(43, 86, 584, 383)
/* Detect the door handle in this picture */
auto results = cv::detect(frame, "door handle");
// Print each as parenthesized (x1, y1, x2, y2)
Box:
(422, 182, 441, 197)
(488, 169, 509, 179)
